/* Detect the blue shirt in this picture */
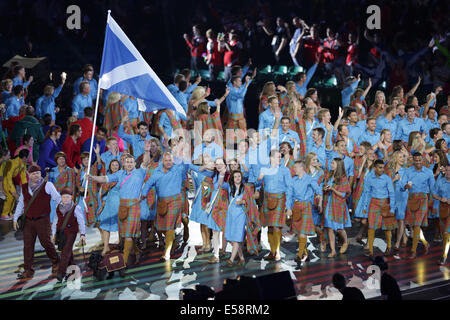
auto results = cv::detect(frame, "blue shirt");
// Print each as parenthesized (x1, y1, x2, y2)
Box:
(400, 166, 435, 194)
(192, 142, 223, 161)
(306, 140, 327, 168)
(13, 77, 30, 89)
(326, 150, 354, 178)
(348, 121, 366, 143)
(358, 130, 380, 146)
(423, 118, 440, 142)
(118, 124, 153, 159)
(395, 117, 426, 142)
(433, 177, 450, 199)
(107, 168, 147, 199)
(363, 173, 395, 208)
(376, 115, 397, 135)
(1, 90, 11, 103)
(5, 96, 22, 119)
(142, 163, 190, 198)
(286, 173, 322, 209)
(226, 82, 251, 114)
(72, 93, 92, 118)
(123, 97, 139, 119)
(73, 77, 98, 101)
(295, 63, 318, 97)
(260, 166, 293, 195)
(35, 85, 63, 120)
(258, 109, 279, 134)
(100, 151, 123, 170)
(341, 80, 360, 107)
(276, 129, 300, 149)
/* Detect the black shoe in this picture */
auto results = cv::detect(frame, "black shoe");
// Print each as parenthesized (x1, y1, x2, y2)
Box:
(56, 273, 64, 282)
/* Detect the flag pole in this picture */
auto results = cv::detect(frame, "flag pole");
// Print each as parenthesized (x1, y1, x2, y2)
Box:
(83, 10, 111, 210)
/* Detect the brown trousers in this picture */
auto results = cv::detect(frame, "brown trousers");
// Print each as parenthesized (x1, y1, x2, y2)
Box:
(58, 232, 77, 276)
(23, 216, 59, 274)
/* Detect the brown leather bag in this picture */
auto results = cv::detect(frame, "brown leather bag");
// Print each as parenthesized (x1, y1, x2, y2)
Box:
(102, 251, 126, 272)
(292, 203, 302, 222)
(439, 202, 449, 219)
(407, 198, 422, 212)
(266, 195, 279, 210)
(157, 199, 168, 216)
(380, 202, 392, 217)
(118, 205, 129, 220)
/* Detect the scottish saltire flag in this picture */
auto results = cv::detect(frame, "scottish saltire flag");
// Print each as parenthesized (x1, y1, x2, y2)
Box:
(99, 12, 186, 116)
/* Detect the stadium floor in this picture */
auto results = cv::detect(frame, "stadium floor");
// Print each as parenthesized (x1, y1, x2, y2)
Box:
(0, 216, 448, 300)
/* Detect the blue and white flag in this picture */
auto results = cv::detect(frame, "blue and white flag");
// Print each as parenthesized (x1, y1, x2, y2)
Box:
(99, 12, 185, 116)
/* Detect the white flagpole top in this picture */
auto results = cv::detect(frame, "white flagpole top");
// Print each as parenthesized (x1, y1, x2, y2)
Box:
(108, 9, 111, 14)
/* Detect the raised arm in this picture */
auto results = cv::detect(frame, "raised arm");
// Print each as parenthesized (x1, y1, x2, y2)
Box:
(406, 76, 421, 98)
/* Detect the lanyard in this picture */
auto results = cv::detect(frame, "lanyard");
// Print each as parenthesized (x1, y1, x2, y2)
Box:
(120, 172, 133, 189)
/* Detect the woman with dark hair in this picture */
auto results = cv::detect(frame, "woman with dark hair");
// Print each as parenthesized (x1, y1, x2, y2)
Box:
(224, 170, 247, 266)
(322, 158, 352, 258)
(96, 159, 121, 256)
(206, 158, 229, 263)
(304, 88, 320, 109)
(37, 125, 62, 174)
(14, 133, 34, 166)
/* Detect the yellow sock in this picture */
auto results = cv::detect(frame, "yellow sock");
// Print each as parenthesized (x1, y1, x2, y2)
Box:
(385, 230, 392, 249)
(275, 230, 282, 253)
(368, 229, 375, 254)
(419, 228, 428, 246)
(123, 239, 133, 265)
(443, 233, 449, 261)
(412, 226, 420, 253)
(298, 237, 307, 258)
(267, 231, 274, 254)
(164, 230, 175, 258)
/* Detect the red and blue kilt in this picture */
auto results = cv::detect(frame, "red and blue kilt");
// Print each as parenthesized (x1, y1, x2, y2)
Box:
(405, 193, 428, 227)
(291, 201, 315, 235)
(263, 192, 286, 228)
(156, 194, 183, 231)
(368, 198, 396, 231)
(118, 198, 141, 238)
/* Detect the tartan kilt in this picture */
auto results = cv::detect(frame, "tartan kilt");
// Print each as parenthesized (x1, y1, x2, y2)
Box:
(181, 189, 189, 219)
(227, 113, 246, 129)
(263, 192, 286, 228)
(118, 198, 141, 238)
(156, 194, 183, 231)
(291, 201, 315, 235)
(367, 198, 396, 231)
(405, 193, 428, 227)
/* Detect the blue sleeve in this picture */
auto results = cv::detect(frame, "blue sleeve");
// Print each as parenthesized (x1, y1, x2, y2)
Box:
(284, 170, 294, 208)
(311, 179, 323, 196)
(305, 63, 318, 87)
(40, 141, 57, 168)
(350, 80, 359, 93)
(117, 124, 134, 144)
(286, 181, 294, 210)
(387, 177, 395, 211)
(258, 113, 265, 131)
(142, 173, 158, 196)
(241, 65, 249, 80)
(186, 83, 197, 95)
(107, 171, 120, 183)
(72, 96, 80, 116)
(53, 85, 63, 98)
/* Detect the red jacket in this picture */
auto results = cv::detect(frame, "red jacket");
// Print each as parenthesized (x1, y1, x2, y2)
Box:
(73, 118, 93, 146)
(62, 136, 81, 168)
(185, 36, 205, 57)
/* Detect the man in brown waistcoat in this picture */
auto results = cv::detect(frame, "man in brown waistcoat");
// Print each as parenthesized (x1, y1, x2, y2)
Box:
(51, 188, 86, 282)
(13, 165, 61, 280)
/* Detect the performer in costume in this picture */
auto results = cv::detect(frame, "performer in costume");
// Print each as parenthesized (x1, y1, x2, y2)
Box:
(76, 151, 100, 227)
(385, 151, 409, 251)
(322, 158, 352, 258)
(255, 149, 293, 262)
(402, 152, 435, 259)
(141, 152, 191, 261)
(305, 152, 327, 251)
(51, 188, 86, 282)
(96, 159, 120, 256)
(49, 152, 76, 223)
(286, 160, 323, 262)
(361, 160, 396, 258)
(13, 165, 61, 280)
(88, 144, 151, 267)
(433, 164, 450, 265)
(206, 158, 229, 263)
